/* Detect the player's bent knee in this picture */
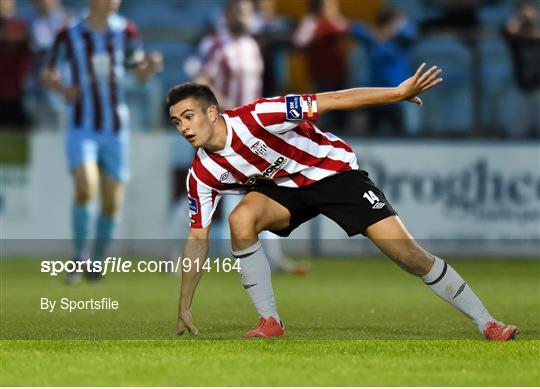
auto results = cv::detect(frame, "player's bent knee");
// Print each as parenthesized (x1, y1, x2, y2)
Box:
(228, 206, 258, 237)
(228, 206, 256, 228)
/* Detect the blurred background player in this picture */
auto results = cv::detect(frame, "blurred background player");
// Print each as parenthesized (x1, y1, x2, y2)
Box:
(42, 0, 162, 283)
(193, 0, 262, 111)
(175, 0, 307, 274)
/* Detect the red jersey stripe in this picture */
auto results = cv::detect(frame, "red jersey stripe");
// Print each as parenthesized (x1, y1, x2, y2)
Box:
(292, 122, 354, 153)
(230, 130, 271, 173)
(207, 153, 249, 183)
(287, 172, 317, 187)
(232, 108, 352, 173)
(192, 155, 243, 191)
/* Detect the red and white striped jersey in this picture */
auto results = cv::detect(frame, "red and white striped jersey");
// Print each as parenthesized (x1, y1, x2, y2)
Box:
(187, 94, 358, 228)
(198, 31, 263, 109)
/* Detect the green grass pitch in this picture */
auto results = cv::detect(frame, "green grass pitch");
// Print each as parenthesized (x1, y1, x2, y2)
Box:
(1, 258, 539, 386)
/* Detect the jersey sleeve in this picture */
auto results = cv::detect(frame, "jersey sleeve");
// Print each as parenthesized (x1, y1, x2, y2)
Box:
(125, 21, 145, 68)
(47, 28, 69, 69)
(252, 94, 318, 134)
(186, 170, 221, 229)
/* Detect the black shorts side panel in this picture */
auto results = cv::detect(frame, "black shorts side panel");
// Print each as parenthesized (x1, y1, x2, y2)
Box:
(251, 170, 397, 237)
(302, 170, 397, 236)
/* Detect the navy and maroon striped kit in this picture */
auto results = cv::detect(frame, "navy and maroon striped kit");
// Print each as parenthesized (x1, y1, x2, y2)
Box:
(48, 16, 144, 134)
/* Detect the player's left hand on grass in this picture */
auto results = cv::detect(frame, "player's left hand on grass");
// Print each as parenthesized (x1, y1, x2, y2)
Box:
(176, 308, 198, 336)
(397, 62, 443, 106)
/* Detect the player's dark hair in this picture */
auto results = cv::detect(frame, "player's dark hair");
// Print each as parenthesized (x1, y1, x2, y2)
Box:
(166, 83, 220, 112)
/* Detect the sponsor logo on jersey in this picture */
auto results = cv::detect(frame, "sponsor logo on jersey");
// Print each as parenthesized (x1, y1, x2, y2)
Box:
(285, 95, 302, 120)
(188, 197, 199, 214)
(219, 171, 230, 182)
(245, 157, 288, 184)
(372, 202, 386, 210)
(262, 156, 288, 178)
(250, 140, 268, 156)
(306, 95, 313, 119)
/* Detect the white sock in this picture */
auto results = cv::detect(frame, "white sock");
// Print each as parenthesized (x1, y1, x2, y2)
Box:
(232, 241, 280, 322)
(422, 256, 494, 331)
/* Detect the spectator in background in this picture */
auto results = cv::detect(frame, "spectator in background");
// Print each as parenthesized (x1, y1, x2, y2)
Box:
(420, 0, 479, 35)
(0, 0, 31, 131)
(27, 0, 68, 129)
(250, 0, 291, 97)
(293, 0, 349, 132)
(503, 1, 540, 138)
(350, 4, 417, 136)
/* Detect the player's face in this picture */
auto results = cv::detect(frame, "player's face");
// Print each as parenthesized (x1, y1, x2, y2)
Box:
(169, 98, 214, 148)
(225, 0, 252, 35)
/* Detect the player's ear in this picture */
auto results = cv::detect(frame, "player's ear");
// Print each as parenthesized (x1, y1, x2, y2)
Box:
(207, 105, 218, 123)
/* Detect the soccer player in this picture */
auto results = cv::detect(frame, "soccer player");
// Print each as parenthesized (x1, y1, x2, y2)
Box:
(42, 0, 162, 282)
(168, 63, 518, 341)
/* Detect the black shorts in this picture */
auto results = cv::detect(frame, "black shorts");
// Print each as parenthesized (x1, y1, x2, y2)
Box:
(251, 170, 397, 237)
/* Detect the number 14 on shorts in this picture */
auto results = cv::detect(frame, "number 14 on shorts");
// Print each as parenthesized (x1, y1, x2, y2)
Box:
(363, 190, 386, 210)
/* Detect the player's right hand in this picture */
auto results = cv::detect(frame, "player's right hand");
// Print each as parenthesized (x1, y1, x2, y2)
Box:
(397, 63, 443, 105)
(176, 308, 198, 336)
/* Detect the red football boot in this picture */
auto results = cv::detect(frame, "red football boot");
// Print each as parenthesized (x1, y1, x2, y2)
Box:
(483, 321, 518, 341)
(244, 316, 285, 339)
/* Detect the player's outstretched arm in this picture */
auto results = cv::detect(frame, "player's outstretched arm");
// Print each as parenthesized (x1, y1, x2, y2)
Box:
(176, 227, 210, 336)
(317, 63, 443, 114)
